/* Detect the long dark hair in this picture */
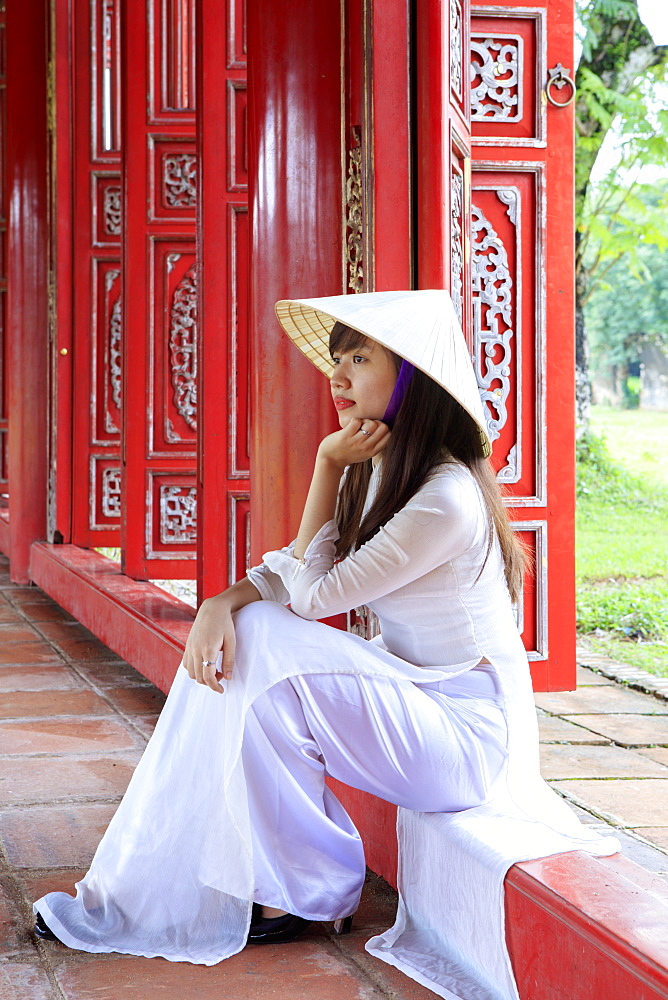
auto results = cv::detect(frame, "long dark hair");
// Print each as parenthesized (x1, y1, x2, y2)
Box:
(330, 322, 526, 602)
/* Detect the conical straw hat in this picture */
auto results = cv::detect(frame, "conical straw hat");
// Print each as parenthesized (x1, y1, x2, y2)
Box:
(275, 289, 491, 456)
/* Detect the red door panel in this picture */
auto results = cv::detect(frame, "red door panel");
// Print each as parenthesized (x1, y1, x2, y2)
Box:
(196, 0, 249, 599)
(121, 0, 197, 580)
(471, 1, 576, 689)
(70, 0, 122, 549)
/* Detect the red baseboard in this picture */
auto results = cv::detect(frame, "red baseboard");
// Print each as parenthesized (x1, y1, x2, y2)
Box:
(29, 542, 194, 692)
(507, 852, 668, 1000)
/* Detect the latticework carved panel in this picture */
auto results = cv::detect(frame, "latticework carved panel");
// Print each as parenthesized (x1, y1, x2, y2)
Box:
(450, 0, 464, 106)
(149, 244, 198, 456)
(89, 456, 122, 529)
(146, 473, 198, 558)
(472, 169, 545, 505)
(346, 136, 364, 294)
(92, 262, 122, 446)
(471, 35, 522, 122)
(163, 152, 197, 207)
(470, 9, 546, 147)
(169, 265, 198, 432)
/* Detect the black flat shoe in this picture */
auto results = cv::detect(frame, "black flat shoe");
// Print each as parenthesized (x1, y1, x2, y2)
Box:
(34, 912, 59, 942)
(247, 910, 312, 945)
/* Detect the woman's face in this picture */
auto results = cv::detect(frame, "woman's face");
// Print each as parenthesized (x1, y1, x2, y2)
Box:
(330, 337, 398, 428)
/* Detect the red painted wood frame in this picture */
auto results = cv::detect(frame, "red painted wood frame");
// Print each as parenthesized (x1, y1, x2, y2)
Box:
(195, 0, 250, 600)
(4, 0, 49, 582)
(121, 0, 198, 581)
(470, 0, 576, 690)
(0, 4, 7, 498)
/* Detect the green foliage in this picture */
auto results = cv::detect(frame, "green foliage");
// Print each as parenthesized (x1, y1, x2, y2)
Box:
(576, 410, 668, 676)
(577, 579, 668, 641)
(575, 430, 663, 509)
(585, 207, 668, 377)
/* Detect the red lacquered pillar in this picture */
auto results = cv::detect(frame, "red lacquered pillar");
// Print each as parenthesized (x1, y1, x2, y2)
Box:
(5, 0, 49, 582)
(247, 0, 343, 563)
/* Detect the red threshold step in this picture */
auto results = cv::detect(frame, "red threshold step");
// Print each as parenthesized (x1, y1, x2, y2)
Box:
(28, 541, 668, 1000)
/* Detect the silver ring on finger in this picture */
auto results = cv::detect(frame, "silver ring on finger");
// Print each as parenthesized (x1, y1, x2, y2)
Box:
(202, 659, 216, 667)
(359, 428, 371, 437)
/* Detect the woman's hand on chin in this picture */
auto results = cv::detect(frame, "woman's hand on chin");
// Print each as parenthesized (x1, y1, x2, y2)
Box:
(317, 418, 390, 470)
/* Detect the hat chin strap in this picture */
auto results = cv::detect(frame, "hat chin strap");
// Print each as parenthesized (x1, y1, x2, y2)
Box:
(382, 360, 415, 426)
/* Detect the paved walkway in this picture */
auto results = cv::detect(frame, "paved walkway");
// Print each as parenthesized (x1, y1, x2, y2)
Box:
(0, 553, 667, 998)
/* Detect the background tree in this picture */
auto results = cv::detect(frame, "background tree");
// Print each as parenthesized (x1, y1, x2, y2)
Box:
(575, 0, 668, 431)
(586, 193, 668, 405)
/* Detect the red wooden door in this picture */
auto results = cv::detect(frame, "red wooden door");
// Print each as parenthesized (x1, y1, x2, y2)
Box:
(121, 0, 198, 580)
(196, 0, 249, 599)
(471, 0, 576, 690)
(69, 0, 123, 550)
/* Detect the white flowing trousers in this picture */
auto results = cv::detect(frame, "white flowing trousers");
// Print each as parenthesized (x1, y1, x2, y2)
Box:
(244, 669, 507, 920)
(34, 602, 508, 965)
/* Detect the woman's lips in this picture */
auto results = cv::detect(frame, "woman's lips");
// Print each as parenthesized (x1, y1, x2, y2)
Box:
(334, 398, 355, 410)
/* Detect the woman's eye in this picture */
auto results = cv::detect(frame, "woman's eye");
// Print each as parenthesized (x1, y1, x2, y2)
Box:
(353, 355, 367, 364)
(330, 357, 340, 365)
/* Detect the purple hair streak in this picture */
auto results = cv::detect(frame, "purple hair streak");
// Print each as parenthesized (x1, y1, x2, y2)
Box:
(382, 359, 415, 426)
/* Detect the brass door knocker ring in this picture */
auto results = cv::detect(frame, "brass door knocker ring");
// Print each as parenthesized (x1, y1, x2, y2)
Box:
(545, 63, 576, 108)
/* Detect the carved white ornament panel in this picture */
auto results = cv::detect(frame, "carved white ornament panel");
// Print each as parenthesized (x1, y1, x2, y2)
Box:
(451, 172, 464, 323)
(169, 266, 198, 431)
(471, 200, 514, 444)
(160, 484, 197, 544)
(450, 0, 463, 102)
(104, 268, 122, 436)
(109, 298, 122, 409)
(470, 36, 522, 121)
(104, 185, 122, 235)
(346, 137, 363, 294)
(101, 467, 121, 519)
(163, 153, 197, 208)
(347, 605, 381, 640)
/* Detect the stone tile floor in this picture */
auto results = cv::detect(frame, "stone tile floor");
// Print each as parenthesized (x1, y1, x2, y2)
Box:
(0, 552, 667, 998)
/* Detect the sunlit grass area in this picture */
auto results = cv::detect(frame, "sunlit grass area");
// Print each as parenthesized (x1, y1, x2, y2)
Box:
(576, 406, 668, 677)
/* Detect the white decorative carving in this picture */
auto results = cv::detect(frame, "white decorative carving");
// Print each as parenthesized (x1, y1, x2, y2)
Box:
(497, 443, 518, 481)
(470, 36, 522, 121)
(450, 0, 463, 101)
(166, 253, 181, 273)
(496, 187, 518, 225)
(451, 172, 464, 323)
(347, 605, 381, 640)
(169, 266, 198, 431)
(104, 270, 121, 436)
(104, 184, 121, 235)
(346, 132, 363, 294)
(160, 484, 197, 544)
(471, 202, 514, 443)
(101, 467, 121, 518)
(163, 153, 197, 208)
(109, 297, 122, 410)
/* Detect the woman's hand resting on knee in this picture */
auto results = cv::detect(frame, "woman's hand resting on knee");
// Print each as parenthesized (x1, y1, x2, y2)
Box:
(182, 578, 262, 693)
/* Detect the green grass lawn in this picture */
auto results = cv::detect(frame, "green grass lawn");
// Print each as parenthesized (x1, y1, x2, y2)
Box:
(576, 406, 668, 677)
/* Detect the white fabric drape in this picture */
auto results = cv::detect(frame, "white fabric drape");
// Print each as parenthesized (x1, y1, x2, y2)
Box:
(35, 462, 620, 999)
